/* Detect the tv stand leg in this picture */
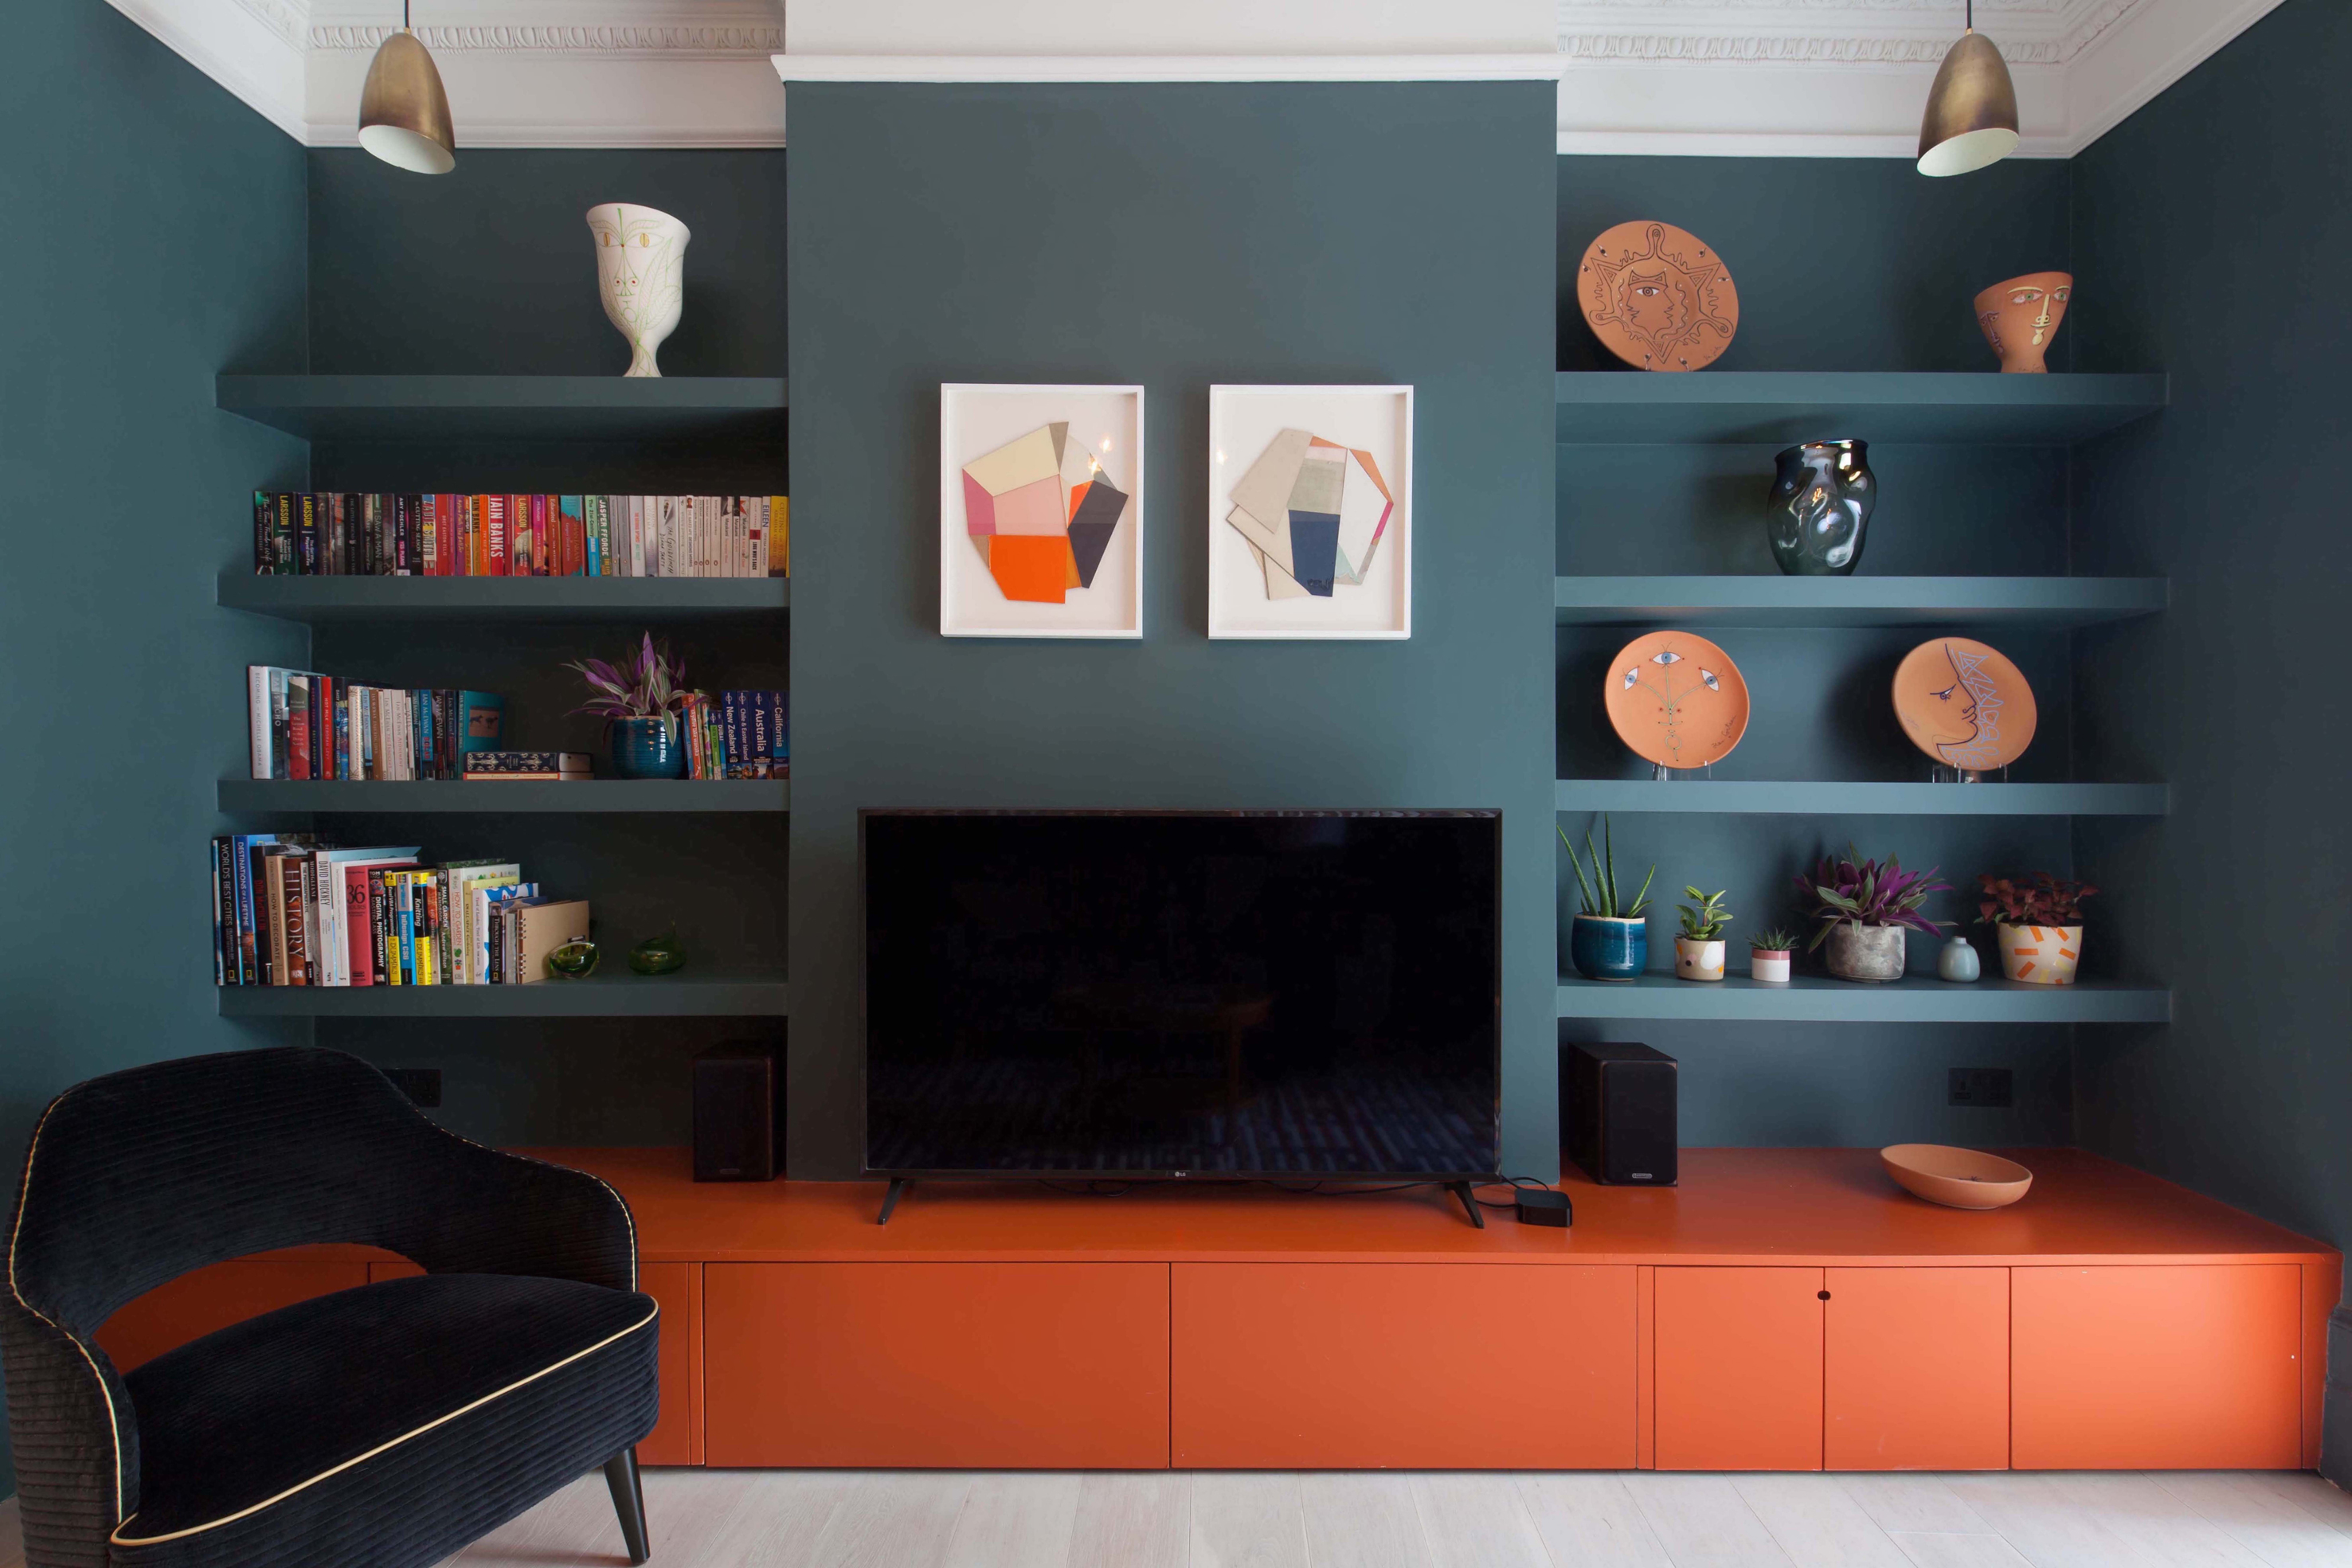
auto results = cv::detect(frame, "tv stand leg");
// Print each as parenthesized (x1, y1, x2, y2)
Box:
(878, 1177, 910, 1226)
(1447, 1181, 1485, 1229)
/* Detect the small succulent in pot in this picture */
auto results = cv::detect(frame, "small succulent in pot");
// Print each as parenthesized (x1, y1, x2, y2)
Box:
(1799, 845, 1953, 983)
(1749, 923, 1798, 984)
(1560, 819, 1655, 983)
(565, 633, 691, 780)
(1674, 886, 1733, 982)
(1977, 872, 2097, 985)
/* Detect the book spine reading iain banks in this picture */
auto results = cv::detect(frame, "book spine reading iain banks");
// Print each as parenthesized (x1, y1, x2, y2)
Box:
(252, 494, 789, 578)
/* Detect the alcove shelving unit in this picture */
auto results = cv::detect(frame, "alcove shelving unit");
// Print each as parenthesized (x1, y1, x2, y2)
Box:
(1554, 370, 2172, 1028)
(213, 373, 790, 1025)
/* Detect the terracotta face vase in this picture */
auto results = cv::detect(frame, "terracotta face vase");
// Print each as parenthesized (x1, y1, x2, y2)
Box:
(1975, 272, 2072, 373)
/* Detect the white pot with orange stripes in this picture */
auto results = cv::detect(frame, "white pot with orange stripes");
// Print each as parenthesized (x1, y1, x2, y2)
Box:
(1994, 923, 2083, 985)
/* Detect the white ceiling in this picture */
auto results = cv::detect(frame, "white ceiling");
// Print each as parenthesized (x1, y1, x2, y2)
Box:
(108, 0, 2284, 157)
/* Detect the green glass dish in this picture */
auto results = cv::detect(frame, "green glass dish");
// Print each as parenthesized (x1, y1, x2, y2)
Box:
(628, 933, 687, 976)
(545, 940, 599, 979)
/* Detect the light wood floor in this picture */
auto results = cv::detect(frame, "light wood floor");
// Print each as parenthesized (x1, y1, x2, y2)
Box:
(447, 1468, 2352, 1568)
(2, 1469, 2347, 1566)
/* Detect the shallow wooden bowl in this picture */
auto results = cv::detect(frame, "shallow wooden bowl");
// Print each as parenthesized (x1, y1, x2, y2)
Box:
(1880, 1144, 2033, 1210)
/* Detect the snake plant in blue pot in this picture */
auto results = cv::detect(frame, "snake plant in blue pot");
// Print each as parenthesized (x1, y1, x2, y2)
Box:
(1562, 819, 1655, 982)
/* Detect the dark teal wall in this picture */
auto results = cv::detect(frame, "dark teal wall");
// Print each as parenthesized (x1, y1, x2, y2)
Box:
(786, 83, 1560, 1179)
(1556, 156, 2083, 1147)
(1557, 157, 2074, 373)
(0, 0, 311, 1492)
(307, 149, 785, 376)
(304, 150, 791, 1148)
(2068, 0, 2352, 1286)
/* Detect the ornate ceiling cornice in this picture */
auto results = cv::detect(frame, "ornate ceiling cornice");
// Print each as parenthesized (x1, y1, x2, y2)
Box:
(307, 22, 784, 57)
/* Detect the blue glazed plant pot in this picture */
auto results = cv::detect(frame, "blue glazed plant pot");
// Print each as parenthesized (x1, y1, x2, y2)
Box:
(1571, 915, 1649, 982)
(611, 715, 684, 780)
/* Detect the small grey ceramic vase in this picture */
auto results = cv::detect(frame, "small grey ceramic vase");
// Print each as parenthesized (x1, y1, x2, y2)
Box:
(1938, 935, 1983, 983)
(1825, 922, 1905, 983)
(1767, 440, 1875, 575)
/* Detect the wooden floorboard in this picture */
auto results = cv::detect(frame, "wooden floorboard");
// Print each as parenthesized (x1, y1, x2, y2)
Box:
(2, 1467, 2347, 1568)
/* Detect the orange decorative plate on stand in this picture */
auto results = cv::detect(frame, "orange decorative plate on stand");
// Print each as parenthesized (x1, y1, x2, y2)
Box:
(1892, 638, 2037, 774)
(1576, 221, 1741, 372)
(1605, 631, 1750, 770)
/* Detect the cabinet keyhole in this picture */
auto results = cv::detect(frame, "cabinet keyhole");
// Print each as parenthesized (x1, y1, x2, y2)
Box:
(1818, 1290, 1831, 1300)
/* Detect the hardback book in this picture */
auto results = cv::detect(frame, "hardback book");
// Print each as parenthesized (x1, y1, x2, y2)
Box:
(772, 496, 789, 577)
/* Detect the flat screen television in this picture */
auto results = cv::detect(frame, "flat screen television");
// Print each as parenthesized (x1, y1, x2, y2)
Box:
(862, 810, 1500, 1180)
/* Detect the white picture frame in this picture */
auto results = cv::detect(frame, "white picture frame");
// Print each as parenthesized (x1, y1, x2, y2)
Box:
(1207, 384, 1413, 640)
(940, 383, 1145, 639)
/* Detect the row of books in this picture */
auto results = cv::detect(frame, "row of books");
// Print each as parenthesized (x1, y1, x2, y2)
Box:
(683, 690, 791, 780)
(250, 493, 789, 578)
(247, 670, 503, 780)
(212, 835, 589, 987)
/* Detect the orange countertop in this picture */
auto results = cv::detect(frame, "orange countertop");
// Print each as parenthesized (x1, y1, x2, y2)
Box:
(512, 1146, 2339, 1269)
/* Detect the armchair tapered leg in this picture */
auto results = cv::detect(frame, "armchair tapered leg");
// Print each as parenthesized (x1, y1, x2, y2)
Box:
(604, 1447, 650, 1565)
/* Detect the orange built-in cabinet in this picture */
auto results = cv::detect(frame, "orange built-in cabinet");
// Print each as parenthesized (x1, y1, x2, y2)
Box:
(89, 1148, 2338, 1473)
(1825, 1266, 2010, 1471)
(1655, 1266, 1825, 1470)
(1171, 1262, 1636, 1468)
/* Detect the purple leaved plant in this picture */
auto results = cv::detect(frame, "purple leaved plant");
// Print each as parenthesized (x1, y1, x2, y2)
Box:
(565, 632, 689, 722)
(1797, 844, 1955, 952)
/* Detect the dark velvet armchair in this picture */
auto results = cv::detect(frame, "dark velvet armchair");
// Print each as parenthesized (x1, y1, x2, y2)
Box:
(0, 1046, 659, 1568)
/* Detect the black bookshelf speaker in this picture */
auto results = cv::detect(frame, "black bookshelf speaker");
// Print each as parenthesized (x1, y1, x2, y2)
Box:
(1562, 1041, 1677, 1187)
(693, 1041, 783, 1183)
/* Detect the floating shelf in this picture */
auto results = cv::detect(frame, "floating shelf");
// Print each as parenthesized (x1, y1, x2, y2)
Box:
(1553, 576, 2167, 629)
(217, 780, 788, 813)
(1554, 372, 2167, 446)
(1553, 780, 2168, 816)
(217, 572, 789, 623)
(215, 375, 789, 442)
(217, 975, 789, 1019)
(1556, 972, 2171, 1024)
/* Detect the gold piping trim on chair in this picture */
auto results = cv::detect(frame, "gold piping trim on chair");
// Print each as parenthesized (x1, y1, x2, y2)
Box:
(108, 1304, 658, 1546)
(6, 1087, 129, 1525)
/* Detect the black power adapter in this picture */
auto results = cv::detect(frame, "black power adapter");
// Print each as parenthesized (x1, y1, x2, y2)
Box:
(1515, 1190, 1572, 1228)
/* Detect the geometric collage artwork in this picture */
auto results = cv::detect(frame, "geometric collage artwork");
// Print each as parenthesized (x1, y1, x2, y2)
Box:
(1224, 428, 1395, 601)
(962, 421, 1133, 605)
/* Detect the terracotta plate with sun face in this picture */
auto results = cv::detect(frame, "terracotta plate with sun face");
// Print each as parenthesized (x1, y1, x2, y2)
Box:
(1577, 221, 1741, 372)
(1892, 638, 2038, 772)
(1605, 631, 1751, 769)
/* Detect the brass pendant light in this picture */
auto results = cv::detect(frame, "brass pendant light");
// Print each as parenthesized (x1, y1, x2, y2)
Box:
(1916, 0, 2019, 178)
(358, 0, 456, 174)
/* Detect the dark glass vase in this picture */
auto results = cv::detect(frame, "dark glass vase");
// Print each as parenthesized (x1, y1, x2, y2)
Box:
(1767, 440, 1875, 576)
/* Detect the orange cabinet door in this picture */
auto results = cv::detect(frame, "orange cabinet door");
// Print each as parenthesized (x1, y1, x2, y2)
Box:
(2013, 1264, 2303, 1469)
(702, 1262, 1170, 1468)
(1655, 1266, 1822, 1471)
(1171, 1263, 1634, 1469)
(633, 1262, 703, 1466)
(1825, 1267, 2008, 1471)
(96, 1257, 370, 1372)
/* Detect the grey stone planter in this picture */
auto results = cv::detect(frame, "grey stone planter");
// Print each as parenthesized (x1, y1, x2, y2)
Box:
(1825, 923, 1906, 983)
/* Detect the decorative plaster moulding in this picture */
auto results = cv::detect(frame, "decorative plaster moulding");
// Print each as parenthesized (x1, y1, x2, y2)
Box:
(773, 55, 1571, 83)
(111, 0, 2284, 158)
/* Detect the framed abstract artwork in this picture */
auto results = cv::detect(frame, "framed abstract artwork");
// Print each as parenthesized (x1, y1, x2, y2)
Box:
(940, 383, 1144, 639)
(1207, 385, 1412, 639)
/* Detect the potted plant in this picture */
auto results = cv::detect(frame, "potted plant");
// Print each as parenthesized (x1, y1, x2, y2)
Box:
(1798, 845, 1952, 983)
(1749, 925, 1798, 984)
(1674, 886, 1732, 981)
(1977, 873, 2097, 985)
(1560, 819, 1654, 983)
(565, 633, 690, 780)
